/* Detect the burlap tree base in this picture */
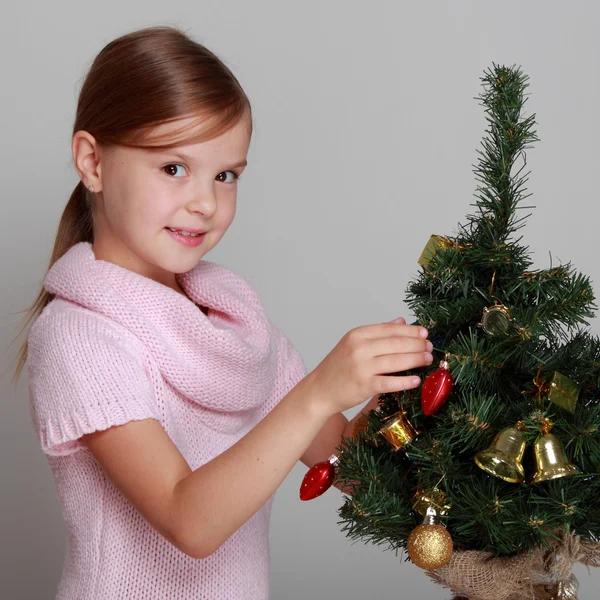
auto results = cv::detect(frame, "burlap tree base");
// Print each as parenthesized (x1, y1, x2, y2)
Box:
(431, 532, 600, 600)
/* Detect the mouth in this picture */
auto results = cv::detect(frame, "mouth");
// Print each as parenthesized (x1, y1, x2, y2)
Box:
(166, 227, 207, 247)
(166, 227, 206, 238)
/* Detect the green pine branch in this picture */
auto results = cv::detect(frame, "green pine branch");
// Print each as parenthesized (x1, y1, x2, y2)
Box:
(335, 64, 600, 558)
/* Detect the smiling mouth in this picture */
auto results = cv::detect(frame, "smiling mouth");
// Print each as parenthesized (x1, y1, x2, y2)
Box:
(166, 227, 206, 238)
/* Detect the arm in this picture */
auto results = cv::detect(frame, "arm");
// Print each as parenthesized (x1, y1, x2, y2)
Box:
(83, 320, 431, 560)
(83, 373, 333, 560)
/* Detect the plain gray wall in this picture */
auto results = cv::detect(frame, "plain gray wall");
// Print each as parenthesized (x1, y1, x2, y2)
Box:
(2, 1, 600, 598)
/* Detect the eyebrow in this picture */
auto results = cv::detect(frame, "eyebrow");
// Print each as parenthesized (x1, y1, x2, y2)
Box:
(162, 150, 247, 170)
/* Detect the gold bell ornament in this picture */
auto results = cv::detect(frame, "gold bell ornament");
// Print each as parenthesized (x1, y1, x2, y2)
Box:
(378, 408, 420, 450)
(474, 423, 526, 483)
(531, 420, 580, 484)
(407, 505, 453, 570)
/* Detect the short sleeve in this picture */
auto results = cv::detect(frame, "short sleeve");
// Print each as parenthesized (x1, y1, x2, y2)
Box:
(27, 301, 161, 456)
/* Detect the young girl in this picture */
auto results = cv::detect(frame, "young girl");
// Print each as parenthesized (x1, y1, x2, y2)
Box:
(17, 25, 433, 599)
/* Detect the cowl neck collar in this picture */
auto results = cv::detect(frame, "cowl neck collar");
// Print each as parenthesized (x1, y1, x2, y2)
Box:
(43, 242, 279, 414)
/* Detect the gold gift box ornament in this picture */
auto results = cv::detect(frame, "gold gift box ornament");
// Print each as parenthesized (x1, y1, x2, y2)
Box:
(413, 486, 452, 517)
(546, 371, 580, 414)
(532, 369, 581, 414)
(418, 235, 452, 269)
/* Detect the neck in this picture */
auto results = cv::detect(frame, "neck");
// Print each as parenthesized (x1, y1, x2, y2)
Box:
(91, 237, 180, 293)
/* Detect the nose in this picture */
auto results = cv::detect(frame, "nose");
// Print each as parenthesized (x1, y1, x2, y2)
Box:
(186, 189, 218, 218)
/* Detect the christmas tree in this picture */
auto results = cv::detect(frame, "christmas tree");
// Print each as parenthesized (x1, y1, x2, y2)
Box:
(301, 65, 600, 600)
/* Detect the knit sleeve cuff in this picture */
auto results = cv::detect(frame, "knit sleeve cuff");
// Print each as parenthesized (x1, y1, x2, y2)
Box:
(37, 395, 161, 456)
(27, 304, 162, 457)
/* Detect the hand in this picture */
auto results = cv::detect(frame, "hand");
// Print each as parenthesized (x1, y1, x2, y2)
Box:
(304, 317, 433, 417)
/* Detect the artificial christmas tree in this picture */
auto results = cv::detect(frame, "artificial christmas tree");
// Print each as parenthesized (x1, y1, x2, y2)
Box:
(302, 64, 600, 599)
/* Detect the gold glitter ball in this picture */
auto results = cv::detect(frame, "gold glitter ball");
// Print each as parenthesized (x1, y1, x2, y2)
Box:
(407, 524, 453, 570)
(353, 413, 369, 438)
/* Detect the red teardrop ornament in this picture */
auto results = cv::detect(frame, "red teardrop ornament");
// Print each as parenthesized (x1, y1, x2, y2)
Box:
(299, 454, 339, 501)
(421, 361, 454, 416)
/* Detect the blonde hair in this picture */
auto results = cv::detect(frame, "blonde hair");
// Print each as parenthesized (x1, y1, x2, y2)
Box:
(13, 25, 251, 381)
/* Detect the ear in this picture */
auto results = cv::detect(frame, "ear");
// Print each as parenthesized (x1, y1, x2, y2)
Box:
(72, 130, 103, 193)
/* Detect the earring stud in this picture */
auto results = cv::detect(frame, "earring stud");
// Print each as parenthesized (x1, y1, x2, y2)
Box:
(88, 185, 95, 192)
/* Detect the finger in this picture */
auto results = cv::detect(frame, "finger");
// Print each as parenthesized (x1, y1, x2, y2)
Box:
(359, 322, 429, 340)
(372, 352, 434, 374)
(368, 336, 433, 357)
(372, 374, 422, 394)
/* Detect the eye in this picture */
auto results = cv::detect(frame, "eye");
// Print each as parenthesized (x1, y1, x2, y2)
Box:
(162, 164, 186, 177)
(216, 170, 239, 183)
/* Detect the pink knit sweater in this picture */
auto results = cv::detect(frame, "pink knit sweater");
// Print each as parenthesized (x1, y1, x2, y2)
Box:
(27, 242, 306, 600)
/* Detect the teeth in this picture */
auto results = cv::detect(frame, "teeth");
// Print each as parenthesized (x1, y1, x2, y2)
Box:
(168, 228, 202, 237)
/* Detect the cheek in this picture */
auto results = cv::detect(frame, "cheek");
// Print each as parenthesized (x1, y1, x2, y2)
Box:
(105, 194, 160, 234)
(111, 182, 175, 233)
(139, 198, 174, 228)
(218, 195, 237, 228)
(101, 166, 152, 228)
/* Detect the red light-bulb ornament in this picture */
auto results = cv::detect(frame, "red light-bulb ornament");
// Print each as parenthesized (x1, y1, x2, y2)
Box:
(299, 454, 340, 501)
(421, 358, 454, 416)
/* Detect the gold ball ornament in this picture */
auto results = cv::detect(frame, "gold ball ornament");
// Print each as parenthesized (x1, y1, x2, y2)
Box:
(407, 507, 453, 570)
(556, 573, 579, 599)
(352, 413, 369, 437)
(533, 572, 579, 599)
(352, 406, 383, 438)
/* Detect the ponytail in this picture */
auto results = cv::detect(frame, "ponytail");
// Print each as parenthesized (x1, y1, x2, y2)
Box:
(12, 181, 94, 382)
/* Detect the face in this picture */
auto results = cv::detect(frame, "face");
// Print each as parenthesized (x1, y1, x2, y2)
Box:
(77, 114, 251, 289)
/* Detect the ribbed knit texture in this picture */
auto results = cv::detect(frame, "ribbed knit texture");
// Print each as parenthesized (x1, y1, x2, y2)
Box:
(27, 242, 306, 600)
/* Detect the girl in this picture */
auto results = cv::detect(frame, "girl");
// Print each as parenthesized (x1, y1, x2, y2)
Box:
(17, 25, 433, 599)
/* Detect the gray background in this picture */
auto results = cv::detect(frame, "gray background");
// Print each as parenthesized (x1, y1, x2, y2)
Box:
(2, 1, 599, 598)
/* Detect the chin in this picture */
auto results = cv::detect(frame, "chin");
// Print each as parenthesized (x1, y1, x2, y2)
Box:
(160, 255, 204, 275)
(144, 237, 209, 274)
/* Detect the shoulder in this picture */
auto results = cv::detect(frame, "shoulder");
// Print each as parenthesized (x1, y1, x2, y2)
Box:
(27, 298, 148, 373)
(27, 299, 161, 456)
